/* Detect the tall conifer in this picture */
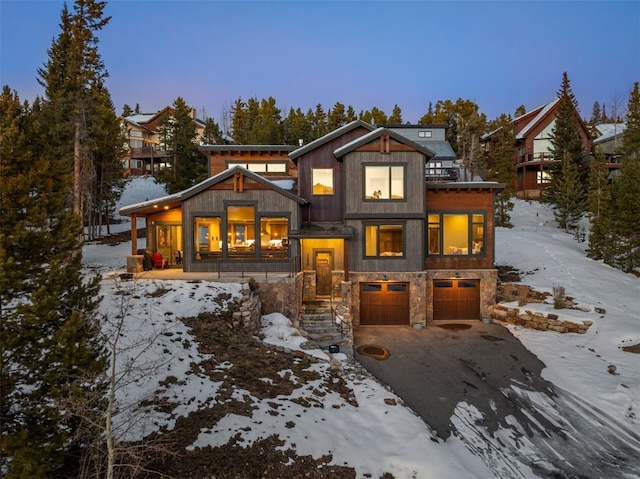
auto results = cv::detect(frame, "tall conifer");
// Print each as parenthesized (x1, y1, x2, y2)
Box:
(1, 86, 105, 477)
(610, 83, 640, 273)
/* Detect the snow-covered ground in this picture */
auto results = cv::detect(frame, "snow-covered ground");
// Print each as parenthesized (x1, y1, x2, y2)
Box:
(84, 177, 640, 478)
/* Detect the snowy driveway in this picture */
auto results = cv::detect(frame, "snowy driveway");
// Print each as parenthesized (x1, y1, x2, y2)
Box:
(354, 322, 640, 478)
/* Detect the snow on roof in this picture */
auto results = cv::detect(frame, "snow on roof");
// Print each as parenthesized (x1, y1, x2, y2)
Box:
(593, 123, 626, 144)
(516, 98, 560, 140)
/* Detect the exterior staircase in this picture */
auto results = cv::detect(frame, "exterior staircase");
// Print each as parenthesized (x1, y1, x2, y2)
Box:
(298, 301, 350, 353)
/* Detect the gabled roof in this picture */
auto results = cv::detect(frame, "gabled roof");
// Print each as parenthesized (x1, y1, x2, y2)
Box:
(593, 123, 626, 144)
(516, 97, 560, 140)
(288, 120, 375, 160)
(119, 166, 306, 216)
(333, 127, 435, 159)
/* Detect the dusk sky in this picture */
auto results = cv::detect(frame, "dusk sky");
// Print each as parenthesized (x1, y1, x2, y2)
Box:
(1, 0, 639, 125)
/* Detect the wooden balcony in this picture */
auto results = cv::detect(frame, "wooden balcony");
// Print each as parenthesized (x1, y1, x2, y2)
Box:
(130, 146, 167, 159)
(517, 152, 557, 166)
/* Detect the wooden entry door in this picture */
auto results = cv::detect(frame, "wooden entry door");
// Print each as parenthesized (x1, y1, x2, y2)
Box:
(433, 279, 480, 320)
(315, 251, 332, 296)
(360, 282, 409, 325)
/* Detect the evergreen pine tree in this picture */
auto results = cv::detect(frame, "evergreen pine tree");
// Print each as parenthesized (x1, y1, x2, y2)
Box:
(586, 147, 614, 262)
(487, 114, 517, 226)
(327, 102, 347, 131)
(201, 117, 225, 145)
(547, 153, 586, 230)
(37, 0, 111, 227)
(283, 107, 312, 145)
(609, 82, 640, 273)
(1, 86, 105, 477)
(388, 104, 403, 124)
(157, 97, 207, 194)
(546, 72, 588, 219)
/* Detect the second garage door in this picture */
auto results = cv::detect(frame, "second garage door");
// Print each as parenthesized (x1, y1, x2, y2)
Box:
(360, 282, 409, 325)
(433, 279, 480, 320)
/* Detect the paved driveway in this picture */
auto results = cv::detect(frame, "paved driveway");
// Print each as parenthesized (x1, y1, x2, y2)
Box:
(353, 321, 640, 478)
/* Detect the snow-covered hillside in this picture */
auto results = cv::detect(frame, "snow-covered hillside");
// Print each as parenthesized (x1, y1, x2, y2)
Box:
(84, 178, 639, 478)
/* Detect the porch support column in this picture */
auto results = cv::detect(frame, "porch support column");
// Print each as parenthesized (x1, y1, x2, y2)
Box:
(130, 214, 138, 254)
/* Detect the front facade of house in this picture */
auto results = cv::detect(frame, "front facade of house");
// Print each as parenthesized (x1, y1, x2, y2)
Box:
(121, 120, 503, 329)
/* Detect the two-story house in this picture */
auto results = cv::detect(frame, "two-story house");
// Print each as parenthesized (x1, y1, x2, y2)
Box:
(120, 120, 503, 333)
(482, 98, 592, 199)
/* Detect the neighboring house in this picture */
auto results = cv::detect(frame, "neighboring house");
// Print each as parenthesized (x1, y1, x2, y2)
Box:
(120, 120, 503, 332)
(120, 106, 206, 176)
(384, 124, 459, 182)
(481, 98, 592, 199)
(592, 122, 626, 179)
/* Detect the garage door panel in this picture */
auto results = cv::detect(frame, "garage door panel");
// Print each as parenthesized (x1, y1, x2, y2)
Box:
(433, 279, 480, 320)
(361, 283, 409, 325)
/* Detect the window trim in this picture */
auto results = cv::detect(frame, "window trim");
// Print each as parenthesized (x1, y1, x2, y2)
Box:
(362, 163, 407, 201)
(363, 221, 406, 259)
(426, 212, 486, 257)
(311, 167, 334, 196)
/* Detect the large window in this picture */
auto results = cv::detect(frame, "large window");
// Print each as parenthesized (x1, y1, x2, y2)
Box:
(365, 224, 404, 257)
(427, 213, 485, 256)
(364, 165, 404, 200)
(312, 168, 334, 195)
(194, 208, 288, 260)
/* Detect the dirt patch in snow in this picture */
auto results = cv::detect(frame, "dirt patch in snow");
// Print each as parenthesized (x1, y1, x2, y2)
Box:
(133, 312, 365, 479)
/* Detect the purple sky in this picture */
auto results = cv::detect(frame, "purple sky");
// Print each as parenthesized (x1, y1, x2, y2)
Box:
(1, 0, 639, 125)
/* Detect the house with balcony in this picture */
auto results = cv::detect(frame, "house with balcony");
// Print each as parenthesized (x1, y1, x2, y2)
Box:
(592, 122, 626, 179)
(482, 98, 592, 199)
(120, 106, 207, 176)
(384, 124, 459, 182)
(120, 120, 503, 336)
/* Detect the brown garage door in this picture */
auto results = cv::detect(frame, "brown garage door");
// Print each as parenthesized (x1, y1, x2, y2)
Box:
(433, 279, 480, 320)
(360, 282, 409, 325)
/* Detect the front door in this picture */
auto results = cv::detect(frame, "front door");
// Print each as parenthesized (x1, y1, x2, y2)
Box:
(315, 251, 332, 296)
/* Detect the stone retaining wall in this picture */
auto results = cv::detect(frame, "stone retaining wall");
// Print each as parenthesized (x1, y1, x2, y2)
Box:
(492, 304, 593, 333)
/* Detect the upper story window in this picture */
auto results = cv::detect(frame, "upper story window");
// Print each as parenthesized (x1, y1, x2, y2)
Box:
(427, 161, 443, 176)
(227, 162, 287, 174)
(364, 165, 405, 200)
(427, 213, 485, 256)
(312, 168, 334, 195)
(365, 223, 404, 257)
(418, 131, 432, 138)
(130, 130, 143, 138)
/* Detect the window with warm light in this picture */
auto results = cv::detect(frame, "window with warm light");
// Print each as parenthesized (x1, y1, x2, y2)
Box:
(427, 213, 485, 256)
(365, 224, 404, 257)
(536, 170, 551, 184)
(312, 168, 334, 195)
(194, 216, 222, 258)
(364, 165, 405, 200)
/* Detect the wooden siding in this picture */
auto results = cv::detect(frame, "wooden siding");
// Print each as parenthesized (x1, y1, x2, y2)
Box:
(344, 150, 426, 217)
(296, 126, 370, 223)
(208, 150, 297, 177)
(425, 188, 496, 270)
(346, 219, 424, 272)
(181, 188, 301, 272)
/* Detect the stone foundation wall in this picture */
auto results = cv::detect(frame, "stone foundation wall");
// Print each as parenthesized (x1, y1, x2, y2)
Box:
(232, 282, 262, 334)
(253, 274, 302, 321)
